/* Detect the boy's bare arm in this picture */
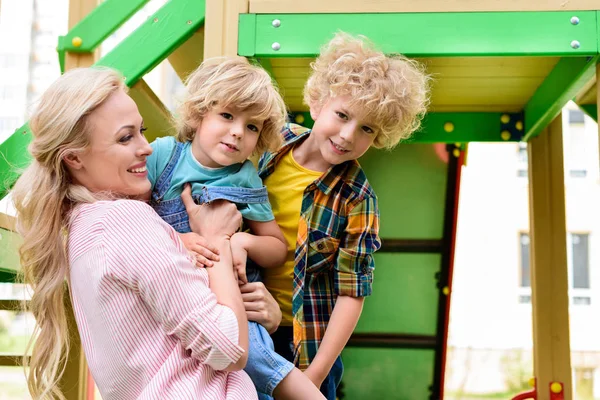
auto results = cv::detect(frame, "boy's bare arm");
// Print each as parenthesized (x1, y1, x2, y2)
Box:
(240, 219, 288, 268)
(304, 296, 364, 387)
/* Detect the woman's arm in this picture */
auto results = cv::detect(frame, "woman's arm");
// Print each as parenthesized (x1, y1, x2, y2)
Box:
(104, 199, 248, 371)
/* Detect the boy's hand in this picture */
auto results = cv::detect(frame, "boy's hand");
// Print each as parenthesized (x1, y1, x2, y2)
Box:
(231, 233, 249, 284)
(304, 364, 327, 389)
(179, 232, 220, 268)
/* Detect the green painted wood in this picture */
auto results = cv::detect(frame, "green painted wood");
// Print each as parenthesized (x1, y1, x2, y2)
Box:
(239, 11, 598, 57)
(579, 104, 598, 121)
(0, 124, 31, 199)
(58, 0, 150, 53)
(341, 348, 435, 400)
(524, 55, 600, 140)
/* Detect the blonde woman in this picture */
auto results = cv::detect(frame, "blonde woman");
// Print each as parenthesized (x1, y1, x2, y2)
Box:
(11, 67, 274, 399)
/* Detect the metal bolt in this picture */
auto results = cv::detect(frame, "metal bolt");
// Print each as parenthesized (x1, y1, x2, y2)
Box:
(71, 37, 82, 47)
(570, 16, 580, 25)
(272, 42, 281, 51)
(272, 19, 281, 28)
(571, 40, 581, 49)
(153, 17, 158, 23)
(187, 20, 192, 25)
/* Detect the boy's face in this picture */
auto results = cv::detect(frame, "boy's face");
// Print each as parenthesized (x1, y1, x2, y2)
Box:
(190, 106, 263, 168)
(309, 95, 378, 167)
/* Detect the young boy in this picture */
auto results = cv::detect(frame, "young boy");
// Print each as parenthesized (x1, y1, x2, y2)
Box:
(258, 32, 431, 399)
(145, 57, 324, 400)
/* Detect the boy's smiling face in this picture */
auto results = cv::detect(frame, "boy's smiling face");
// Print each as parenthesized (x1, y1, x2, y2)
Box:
(308, 95, 378, 169)
(190, 106, 263, 168)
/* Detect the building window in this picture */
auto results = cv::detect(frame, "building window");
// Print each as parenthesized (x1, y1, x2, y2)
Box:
(516, 142, 528, 178)
(518, 232, 591, 305)
(568, 109, 585, 124)
(567, 110, 588, 178)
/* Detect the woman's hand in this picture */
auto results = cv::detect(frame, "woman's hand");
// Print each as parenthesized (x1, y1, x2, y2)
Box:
(179, 232, 220, 268)
(239, 282, 282, 334)
(181, 184, 242, 239)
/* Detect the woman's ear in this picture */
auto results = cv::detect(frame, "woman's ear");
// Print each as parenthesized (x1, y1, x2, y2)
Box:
(63, 152, 84, 170)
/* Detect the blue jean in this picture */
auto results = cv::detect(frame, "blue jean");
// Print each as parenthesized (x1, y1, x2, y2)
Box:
(271, 326, 344, 400)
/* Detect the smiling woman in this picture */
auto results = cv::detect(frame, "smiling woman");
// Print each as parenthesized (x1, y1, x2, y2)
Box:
(10, 67, 256, 400)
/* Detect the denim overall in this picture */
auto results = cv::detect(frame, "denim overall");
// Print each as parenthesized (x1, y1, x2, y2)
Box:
(150, 142, 294, 398)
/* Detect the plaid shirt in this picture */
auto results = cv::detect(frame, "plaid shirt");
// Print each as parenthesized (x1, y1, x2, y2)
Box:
(258, 123, 381, 369)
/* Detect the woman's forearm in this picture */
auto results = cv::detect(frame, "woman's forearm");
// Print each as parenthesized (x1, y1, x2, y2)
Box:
(206, 237, 249, 369)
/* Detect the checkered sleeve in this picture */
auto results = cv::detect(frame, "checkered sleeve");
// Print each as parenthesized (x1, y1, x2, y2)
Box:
(334, 196, 382, 297)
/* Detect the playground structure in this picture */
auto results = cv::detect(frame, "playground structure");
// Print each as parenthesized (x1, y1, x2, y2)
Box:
(1, 0, 600, 399)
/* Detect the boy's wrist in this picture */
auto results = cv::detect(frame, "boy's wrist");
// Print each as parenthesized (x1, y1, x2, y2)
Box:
(231, 232, 251, 250)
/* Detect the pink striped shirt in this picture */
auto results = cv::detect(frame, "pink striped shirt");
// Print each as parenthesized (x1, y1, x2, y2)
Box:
(67, 200, 257, 400)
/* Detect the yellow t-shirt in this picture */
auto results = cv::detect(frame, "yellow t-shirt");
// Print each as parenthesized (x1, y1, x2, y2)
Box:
(263, 149, 322, 325)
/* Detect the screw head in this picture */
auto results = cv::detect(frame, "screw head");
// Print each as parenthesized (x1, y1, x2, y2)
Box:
(515, 121, 523, 131)
(571, 40, 581, 49)
(570, 16, 580, 25)
(272, 19, 281, 28)
(500, 114, 510, 124)
(501, 131, 511, 141)
(71, 36, 82, 47)
(443, 122, 454, 133)
(272, 42, 281, 51)
(153, 17, 158, 23)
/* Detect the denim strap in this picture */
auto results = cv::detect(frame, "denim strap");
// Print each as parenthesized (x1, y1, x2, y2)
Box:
(151, 141, 184, 203)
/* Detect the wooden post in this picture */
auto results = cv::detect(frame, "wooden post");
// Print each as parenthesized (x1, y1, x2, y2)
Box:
(527, 115, 573, 400)
(204, 0, 248, 58)
(58, 0, 100, 398)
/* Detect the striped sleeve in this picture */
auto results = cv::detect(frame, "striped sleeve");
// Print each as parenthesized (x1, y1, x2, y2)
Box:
(100, 200, 245, 370)
(334, 196, 382, 297)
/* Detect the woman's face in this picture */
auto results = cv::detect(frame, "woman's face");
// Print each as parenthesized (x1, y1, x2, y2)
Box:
(68, 89, 153, 197)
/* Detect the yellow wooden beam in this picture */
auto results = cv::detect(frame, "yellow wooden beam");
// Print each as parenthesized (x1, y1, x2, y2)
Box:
(128, 79, 175, 142)
(65, 0, 99, 70)
(527, 114, 573, 400)
(205, 0, 248, 58)
(250, 0, 600, 13)
(0, 212, 15, 231)
(168, 27, 205, 81)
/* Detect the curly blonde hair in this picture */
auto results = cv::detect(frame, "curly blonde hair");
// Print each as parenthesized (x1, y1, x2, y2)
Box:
(176, 56, 287, 155)
(304, 32, 431, 149)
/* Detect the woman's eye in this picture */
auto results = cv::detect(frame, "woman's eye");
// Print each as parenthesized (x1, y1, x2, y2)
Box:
(247, 124, 259, 132)
(336, 112, 348, 120)
(220, 113, 233, 120)
(140, 126, 148, 135)
(119, 134, 133, 143)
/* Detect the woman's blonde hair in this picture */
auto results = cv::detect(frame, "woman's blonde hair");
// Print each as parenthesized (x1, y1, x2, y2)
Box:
(304, 32, 431, 149)
(11, 67, 125, 399)
(176, 56, 287, 155)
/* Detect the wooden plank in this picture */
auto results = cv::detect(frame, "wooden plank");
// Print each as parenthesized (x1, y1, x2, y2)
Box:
(65, 0, 100, 70)
(527, 115, 573, 400)
(167, 27, 205, 81)
(250, 0, 600, 13)
(128, 79, 175, 143)
(0, 212, 15, 231)
(204, 0, 248, 58)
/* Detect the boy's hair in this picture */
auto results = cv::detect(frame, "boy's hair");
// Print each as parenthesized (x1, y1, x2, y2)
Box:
(176, 56, 287, 154)
(304, 32, 431, 149)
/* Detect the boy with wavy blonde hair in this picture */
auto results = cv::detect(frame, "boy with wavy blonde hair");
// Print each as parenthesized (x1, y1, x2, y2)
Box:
(146, 57, 325, 399)
(258, 32, 431, 398)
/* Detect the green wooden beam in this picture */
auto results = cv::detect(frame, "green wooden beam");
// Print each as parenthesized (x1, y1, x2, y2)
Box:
(0, 124, 31, 199)
(239, 11, 598, 57)
(95, 0, 206, 87)
(289, 112, 524, 143)
(57, 0, 151, 61)
(579, 104, 598, 121)
(0, 0, 206, 200)
(524, 55, 599, 141)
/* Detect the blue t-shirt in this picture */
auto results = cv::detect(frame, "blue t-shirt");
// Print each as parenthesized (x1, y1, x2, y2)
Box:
(147, 136, 274, 222)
